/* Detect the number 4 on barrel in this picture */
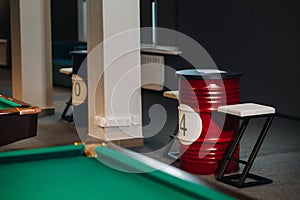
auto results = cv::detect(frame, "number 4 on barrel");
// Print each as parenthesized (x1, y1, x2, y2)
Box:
(178, 104, 202, 145)
(180, 114, 187, 136)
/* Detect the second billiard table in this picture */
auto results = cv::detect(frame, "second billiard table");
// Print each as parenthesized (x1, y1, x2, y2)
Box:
(0, 143, 252, 200)
(0, 94, 41, 146)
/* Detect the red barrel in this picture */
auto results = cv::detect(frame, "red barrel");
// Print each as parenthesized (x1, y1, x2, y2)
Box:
(176, 69, 241, 175)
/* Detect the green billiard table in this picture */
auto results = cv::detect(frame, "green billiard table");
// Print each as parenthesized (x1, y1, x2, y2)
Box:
(0, 94, 41, 146)
(0, 144, 252, 200)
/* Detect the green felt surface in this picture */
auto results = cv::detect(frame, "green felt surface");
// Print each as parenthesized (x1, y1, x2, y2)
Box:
(0, 97, 22, 110)
(0, 145, 233, 200)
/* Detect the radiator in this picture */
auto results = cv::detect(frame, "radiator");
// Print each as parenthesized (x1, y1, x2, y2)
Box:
(0, 39, 7, 66)
(141, 54, 165, 91)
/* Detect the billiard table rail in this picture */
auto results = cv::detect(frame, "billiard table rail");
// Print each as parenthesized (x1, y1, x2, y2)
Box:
(91, 142, 254, 200)
(0, 143, 254, 200)
(0, 106, 41, 116)
(0, 94, 41, 116)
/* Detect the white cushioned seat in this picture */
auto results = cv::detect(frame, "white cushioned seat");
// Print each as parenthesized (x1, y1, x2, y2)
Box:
(59, 67, 72, 76)
(163, 90, 179, 100)
(218, 103, 276, 117)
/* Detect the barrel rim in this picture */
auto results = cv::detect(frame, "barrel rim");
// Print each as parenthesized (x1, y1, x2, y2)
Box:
(176, 69, 242, 80)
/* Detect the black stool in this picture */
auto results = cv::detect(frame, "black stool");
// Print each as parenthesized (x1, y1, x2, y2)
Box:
(215, 103, 275, 188)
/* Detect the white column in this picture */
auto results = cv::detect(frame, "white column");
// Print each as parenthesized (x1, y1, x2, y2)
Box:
(10, 0, 54, 115)
(87, 0, 143, 147)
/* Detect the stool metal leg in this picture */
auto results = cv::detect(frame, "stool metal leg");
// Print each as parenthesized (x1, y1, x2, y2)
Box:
(238, 115, 274, 186)
(216, 118, 250, 179)
(163, 126, 179, 159)
(216, 115, 274, 188)
(61, 96, 73, 122)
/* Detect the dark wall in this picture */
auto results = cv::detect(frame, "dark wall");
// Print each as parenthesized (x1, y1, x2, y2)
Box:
(0, 0, 79, 66)
(51, 0, 78, 41)
(140, 0, 177, 30)
(140, 0, 177, 46)
(176, 0, 300, 117)
(0, 0, 79, 42)
(141, 0, 300, 117)
(0, 0, 10, 39)
(0, 0, 10, 67)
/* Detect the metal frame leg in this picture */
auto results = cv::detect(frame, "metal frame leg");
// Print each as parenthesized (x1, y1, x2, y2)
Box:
(237, 115, 274, 186)
(61, 96, 73, 122)
(216, 118, 250, 179)
(163, 127, 179, 159)
(216, 115, 274, 188)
